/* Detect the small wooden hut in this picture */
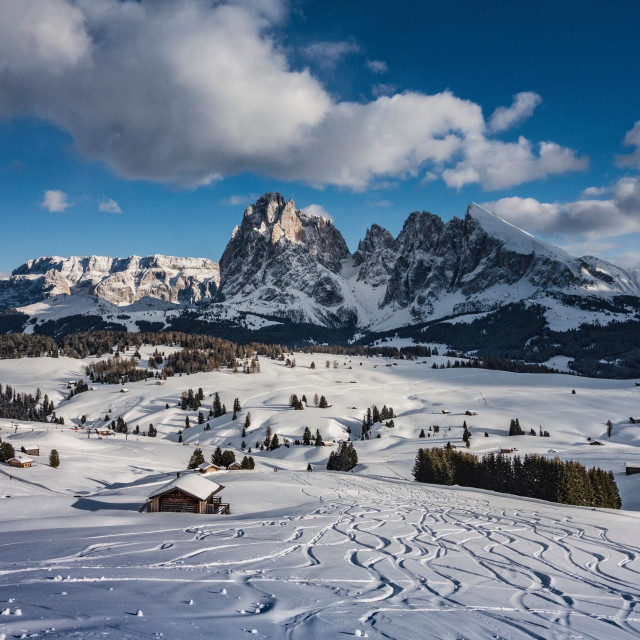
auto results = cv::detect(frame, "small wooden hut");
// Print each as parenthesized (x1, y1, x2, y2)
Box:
(144, 475, 229, 514)
(227, 461, 242, 470)
(8, 455, 33, 468)
(198, 462, 220, 474)
(626, 463, 640, 476)
(630, 417, 640, 424)
(21, 445, 39, 456)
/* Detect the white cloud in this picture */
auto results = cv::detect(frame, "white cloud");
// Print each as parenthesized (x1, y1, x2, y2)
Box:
(371, 82, 398, 97)
(221, 194, 258, 206)
(302, 204, 332, 220)
(617, 119, 640, 170)
(365, 59, 387, 74)
(98, 198, 122, 214)
(41, 189, 70, 212)
(611, 250, 640, 269)
(443, 137, 587, 191)
(0, 1, 588, 191)
(483, 175, 640, 241)
(488, 92, 542, 133)
(302, 40, 359, 68)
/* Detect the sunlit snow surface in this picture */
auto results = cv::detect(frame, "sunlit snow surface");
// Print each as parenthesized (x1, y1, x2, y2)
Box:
(1, 349, 640, 638)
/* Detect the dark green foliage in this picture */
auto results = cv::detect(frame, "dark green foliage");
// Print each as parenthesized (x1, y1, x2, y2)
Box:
(413, 448, 622, 508)
(303, 426, 312, 445)
(180, 389, 201, 411)
(318, 395, 329, 408)
(419, 429, 425, 438)
(508, 418, 525, 436)
(188, 448, 205, 469)
(314, 429, 324, 446)
(0, 442, 15, 462)
(221, 450, 236, 468)
(270, 433, 280, 450)
(49, 449, 60, 468)
(327, 442, 358, 471)
(0, 383, 54, 422)
(212, 446, 222, 466)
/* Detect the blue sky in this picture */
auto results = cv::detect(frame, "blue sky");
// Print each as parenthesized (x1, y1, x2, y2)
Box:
(1, 0, 640, 273)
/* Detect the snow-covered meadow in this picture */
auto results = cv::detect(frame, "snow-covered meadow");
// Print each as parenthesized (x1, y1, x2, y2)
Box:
(1, 349, 640, 638)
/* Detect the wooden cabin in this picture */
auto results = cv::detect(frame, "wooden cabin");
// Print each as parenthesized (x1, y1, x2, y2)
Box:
(465, 410, 478, 416)
(590, 440, 604, 446)
(8, 455, 33, 468)
(227, 461, 242, 470)
(441, 409, 451, 414)
(630, 417, 640, 424)
(143, 475, 229, 514)
(198, 462, 220, 474)
(626, 463, 640, 476)
(21, 445, 39, 456)
(500, 448, 516, 454)
(95, 428, 115, 436)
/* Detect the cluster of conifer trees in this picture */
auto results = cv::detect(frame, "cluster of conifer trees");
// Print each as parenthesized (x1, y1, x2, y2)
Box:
(413, 448, 621, 508)
(327, 442, 358, 471)
(0, 383, 54, 422)
(361, 404, 395, 439)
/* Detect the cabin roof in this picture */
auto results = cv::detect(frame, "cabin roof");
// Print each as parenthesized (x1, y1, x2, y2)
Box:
(198, 462, 220, 470)
(149, 475, 224, 501)
(9, 455, 33, 464)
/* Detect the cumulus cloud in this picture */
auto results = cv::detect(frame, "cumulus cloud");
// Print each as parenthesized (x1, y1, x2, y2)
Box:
(483, 175, 640, 241)
(302, 40, 360, 68)
(302, 204, 332, 220)
(366, 59, 388, 74)
(617, 120, 640, 170)
(0, 0, 587, 191)
(98, 198, 122, 213)
(488, 92, 542, 133)
(221, 194, 258, 206)
(41, 189, 71, 212)
(371, 83, 398, 97)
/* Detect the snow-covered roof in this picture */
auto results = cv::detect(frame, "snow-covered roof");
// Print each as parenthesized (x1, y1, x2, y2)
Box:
(149, 475, 224, 501)
(9, 455, 33, 464)
(198, 462, 219, 470)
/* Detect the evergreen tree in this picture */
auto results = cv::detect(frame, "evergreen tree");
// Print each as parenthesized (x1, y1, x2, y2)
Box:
(49, 449, 60, 468)
(264, 426, 272, 449)
(178, 431, 183, 443)
(188, 448, 205, 469)
(212, 447, 223, 466)
(307, 463, 312, 472)
(244, 412, 251, 430)
(185, 415, 190, 429)
(314, 429, 323, 446)
(248, 456, 255, 470)
(327, 442, 358, 471)
(606, 420, 613, 438)
(508, 418, 524, 436)
(213, 392, 223, 418)
(233, 397, 241, 413)
(419, 428, 426, 438)
(318, 395, 329, 408)
(270, 433, 280, 450)
(303, 426, 312, 445)
(221, 450, 236, 468)
(198, 411, 205, 424)
(310, 361, 316, 369)
(313, 393, 319, 406)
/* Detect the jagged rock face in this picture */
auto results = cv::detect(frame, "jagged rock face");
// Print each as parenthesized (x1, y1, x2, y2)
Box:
(353, 224, 397, 288)
(217, 193, 353, 324)
(0, 255, 220, 308)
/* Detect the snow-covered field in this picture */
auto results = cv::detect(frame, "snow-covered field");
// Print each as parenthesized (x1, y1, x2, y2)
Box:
(1, 349, 640, 638)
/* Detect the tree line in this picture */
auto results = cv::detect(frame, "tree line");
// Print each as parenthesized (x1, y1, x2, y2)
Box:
(0, 383, 55, 422)
(413, 447, 621, 509)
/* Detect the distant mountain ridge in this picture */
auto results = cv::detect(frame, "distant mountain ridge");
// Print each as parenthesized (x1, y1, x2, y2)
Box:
(1, 193, 640, 356)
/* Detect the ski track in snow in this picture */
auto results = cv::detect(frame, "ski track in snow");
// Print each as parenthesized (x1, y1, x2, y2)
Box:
(1, 472, 640, 639)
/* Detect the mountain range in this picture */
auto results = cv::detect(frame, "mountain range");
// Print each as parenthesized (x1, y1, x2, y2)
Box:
(2, 193, 639, 376)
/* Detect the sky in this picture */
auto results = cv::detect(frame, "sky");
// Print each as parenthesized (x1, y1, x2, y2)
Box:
(1, 0, 640, 274)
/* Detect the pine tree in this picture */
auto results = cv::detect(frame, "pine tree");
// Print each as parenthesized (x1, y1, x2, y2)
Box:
(264, 426, 272, 449)
(221, 450, 236, 468)
(307, 463, 312, 472)
(178, 431, 183, 443)
(185, 415, 190, 429)
(318, 395, 328, 408)
(419, 428, 425, 438)
(212, 447, 223, 466)
(233, 397, 241, 413)
(49, 449, 60, 468)
(213, 392, 223, 418)
(310, 361, 316, 369)
(198, 411, 204, 424)
(244, 412, 251, 430)
(314, 429, 323, 446)
(313, 393, 319, 406)
(188, 448, 205, 469)
(303, 426, 312, 445)
(607, 420, 613, 438)
(270, 433, 280, 450)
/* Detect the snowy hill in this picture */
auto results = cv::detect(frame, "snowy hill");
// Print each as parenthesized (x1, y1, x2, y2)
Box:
(1, 349, 640, 638)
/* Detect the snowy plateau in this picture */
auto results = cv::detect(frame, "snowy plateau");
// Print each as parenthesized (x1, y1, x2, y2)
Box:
(1, 348, 640, 639)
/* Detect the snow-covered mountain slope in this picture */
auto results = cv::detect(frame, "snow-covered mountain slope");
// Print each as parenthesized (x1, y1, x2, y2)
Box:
(2, 194, 640, 337)
(2, 350, 640, 639)
(0, 254, 220, 308)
